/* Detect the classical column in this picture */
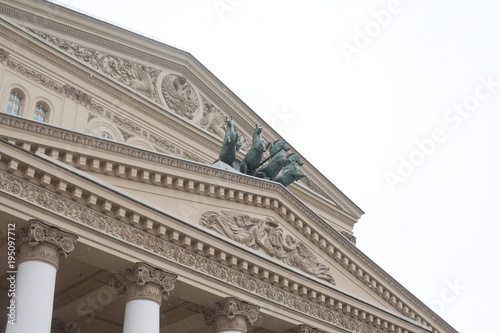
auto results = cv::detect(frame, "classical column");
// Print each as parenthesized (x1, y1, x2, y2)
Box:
(6, 220, 78, 333)
(112, 262, 177, 333)
(202, 297, 260, 333)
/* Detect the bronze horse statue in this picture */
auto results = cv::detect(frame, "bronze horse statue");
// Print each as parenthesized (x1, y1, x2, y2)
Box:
(216, 116, 244, 168)
(240, 125, 271, 176)
(256, 140, 290, 179)
(272, 153, 312, 187)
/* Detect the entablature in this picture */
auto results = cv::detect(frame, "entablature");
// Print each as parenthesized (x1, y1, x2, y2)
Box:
(0, 0, 364, 224)
(0, 138, 433, 333)
(0, 114, 455, 333)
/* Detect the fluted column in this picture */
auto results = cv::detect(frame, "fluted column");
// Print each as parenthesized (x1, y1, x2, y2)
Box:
(203, 297, 260, 333)
(112, 262, 177, 333)
(6, 220, 78, 333)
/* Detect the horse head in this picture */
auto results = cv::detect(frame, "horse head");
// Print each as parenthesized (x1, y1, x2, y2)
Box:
(225, 116, 233, 129)
(270, 140, 290, 155)
(254, 124, 262, 135)
(287, 153, 304, 166)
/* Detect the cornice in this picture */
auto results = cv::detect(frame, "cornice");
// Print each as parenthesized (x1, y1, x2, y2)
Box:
(0, 1, 255, 136)
(0, 0, 364, 218)
(0, 6, 452, 330)
(0, 16, 221, 158)
(0, 151, 427, 333)
(0, 129, 452, 333)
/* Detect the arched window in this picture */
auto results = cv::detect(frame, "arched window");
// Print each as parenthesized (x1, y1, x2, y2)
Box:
(34, 103, 48, 122)
(7, 91, 23, 115)
(99, 132, 112, 140)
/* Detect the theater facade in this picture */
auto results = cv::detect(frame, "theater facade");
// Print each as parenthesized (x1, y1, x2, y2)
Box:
(0, 1, 458, 333)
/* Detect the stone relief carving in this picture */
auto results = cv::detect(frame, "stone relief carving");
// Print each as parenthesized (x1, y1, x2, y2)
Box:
(0, 114, 444, 332)
(18, 220, 78, 269)
(118, 128, 134, 141)
(0, 48, 60, 92)
(200, 210, 335, 284)
(199, 98, 227, 137)
(27, 29, 160, 102)
(202, 297, 260, 333)
(0, 169, 397, 333)
(340, 231, 357, 244)
(60, 84, 93, 107)
(286, 324, 325, 333)
(0, 49, 204, 163)
(161, 74, 199, 120)
(199, 97, 251, 152)
(111, 262, 177, 304)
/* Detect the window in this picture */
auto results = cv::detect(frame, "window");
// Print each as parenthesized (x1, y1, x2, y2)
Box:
(99, 132, 112, 139)
(7, 91, 23, 115)
(34, 103, 48, 122)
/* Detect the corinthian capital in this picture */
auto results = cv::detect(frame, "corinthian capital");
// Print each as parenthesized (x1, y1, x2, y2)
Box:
(111, 262, 177, 305)
(18, 219, 78, 269)
(203, 297, 260, 333)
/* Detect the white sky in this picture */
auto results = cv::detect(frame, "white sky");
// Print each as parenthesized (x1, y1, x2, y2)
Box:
(47, 1, 500, 332)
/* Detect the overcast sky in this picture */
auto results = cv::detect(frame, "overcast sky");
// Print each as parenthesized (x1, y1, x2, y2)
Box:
(47, 1, 499, 332)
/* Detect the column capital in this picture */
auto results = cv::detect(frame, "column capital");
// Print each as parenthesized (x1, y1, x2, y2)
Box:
(203, 297, 260, 333)
(111, 262, 177, 305)
(285, 324, 325, 333)
(18, 219, 78, 269)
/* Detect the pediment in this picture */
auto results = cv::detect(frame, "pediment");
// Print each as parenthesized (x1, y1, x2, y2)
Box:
(0, 2, 364, 230)
(0, 129, 454, 333)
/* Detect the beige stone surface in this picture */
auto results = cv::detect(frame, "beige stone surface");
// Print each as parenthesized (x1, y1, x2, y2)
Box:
(0, 1, 458, 333)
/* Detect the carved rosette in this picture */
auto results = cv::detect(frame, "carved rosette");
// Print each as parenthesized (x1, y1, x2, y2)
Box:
(111, 262, 177, 305)
(161, 74, 199, 120)
(203, 297, 260, 333)
(18, 220, 78, 269)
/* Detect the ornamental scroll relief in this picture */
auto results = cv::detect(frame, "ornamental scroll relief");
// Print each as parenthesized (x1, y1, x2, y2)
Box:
(29, 29, 202, 121)
(28, 28, 161, 102)
(0, 169, 395, 333)
(200, 210, 335, 284)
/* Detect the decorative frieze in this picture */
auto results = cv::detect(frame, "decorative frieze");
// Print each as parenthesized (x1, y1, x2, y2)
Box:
(0, 167, 412, 333)
(111, 262, 177, 305)
(18, 219, 78, 269)
(203, 297, 260, 333)
(0, 47, 60, 92)
(27, 29, 161, 103)
(200, 210, 335, 284)
(0, 116, 434, 333)
(0, 49, 204, 162)
(285, 324, 325, 333)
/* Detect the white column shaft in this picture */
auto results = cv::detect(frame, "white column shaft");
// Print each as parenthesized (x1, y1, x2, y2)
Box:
(123, 299, 160, 333)
(6, 261, 57, 333)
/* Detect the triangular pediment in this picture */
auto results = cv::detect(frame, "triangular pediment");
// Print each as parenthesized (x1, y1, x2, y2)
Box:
(0, 116, 455, 333)
(0, 1, 458, 332)
(0, 1, 364, 236)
